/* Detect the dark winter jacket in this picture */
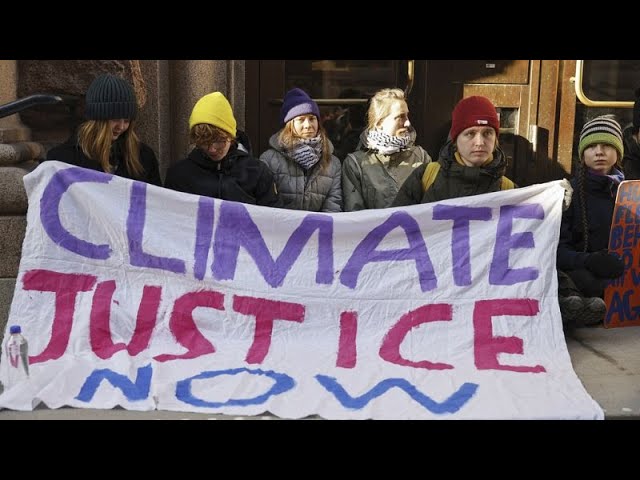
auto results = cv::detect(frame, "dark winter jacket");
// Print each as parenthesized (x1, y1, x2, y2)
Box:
(45, 134, 162, 186)
(164, 145, 281, 207)
(622, 124, 640, 180)
(557, 172, 620, 271)
(392, 140, 510, 206)
(236, 129, 253, 157)
(259, 133, 342, 212)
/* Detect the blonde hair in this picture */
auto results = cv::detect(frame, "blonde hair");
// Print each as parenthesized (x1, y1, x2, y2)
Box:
(367, 88, 407, 131)
(78, 120, 143, 177)
(278, 120, 331, 170)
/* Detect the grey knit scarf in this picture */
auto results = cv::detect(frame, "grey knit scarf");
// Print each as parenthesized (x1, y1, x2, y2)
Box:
(290, 135, 323, 170)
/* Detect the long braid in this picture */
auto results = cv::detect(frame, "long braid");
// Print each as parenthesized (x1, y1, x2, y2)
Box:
(577, 114, 624, 252)
(578, 159, 589, 253)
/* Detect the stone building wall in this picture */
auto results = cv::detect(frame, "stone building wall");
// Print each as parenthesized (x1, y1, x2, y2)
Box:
(0, 59, 245, 334)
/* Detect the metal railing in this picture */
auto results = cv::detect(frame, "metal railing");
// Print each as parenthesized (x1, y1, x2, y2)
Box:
(573, 60, 634, 108)
(0, 94, 79, 120)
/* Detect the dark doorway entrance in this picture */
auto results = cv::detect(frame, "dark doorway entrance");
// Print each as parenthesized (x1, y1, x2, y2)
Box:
(246, 60, 414, 161)
(246, 60, 561, 187)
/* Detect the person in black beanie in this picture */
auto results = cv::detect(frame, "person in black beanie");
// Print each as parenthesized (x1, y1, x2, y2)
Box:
(621, 87, 640, 180)
(45, 73, 162, 186)
(557, 115, 626, 327)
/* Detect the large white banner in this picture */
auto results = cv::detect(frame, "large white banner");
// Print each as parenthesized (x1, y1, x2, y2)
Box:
(0, 161, 603, 419)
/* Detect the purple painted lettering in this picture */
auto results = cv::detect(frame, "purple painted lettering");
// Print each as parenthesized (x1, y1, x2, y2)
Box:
(127, 182, 185, 273)
(433, 205, 492, 286)
(40, 167, 112, 259)
(490, 204, 543, 285)
(212, 202, 334, 287)
(341, 211, 436, 291)
(194, 197, 215, 280)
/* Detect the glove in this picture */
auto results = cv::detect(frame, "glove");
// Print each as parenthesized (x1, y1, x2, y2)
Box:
(559, 178, 573, 211)
(584, 251, 625, 278)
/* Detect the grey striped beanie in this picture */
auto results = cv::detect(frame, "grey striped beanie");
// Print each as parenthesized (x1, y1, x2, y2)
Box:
(85, 74, 137, 121)
(578, 115, 623, 159)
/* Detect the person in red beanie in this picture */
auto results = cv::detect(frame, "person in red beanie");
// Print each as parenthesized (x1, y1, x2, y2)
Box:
(392, 95, 514, 205)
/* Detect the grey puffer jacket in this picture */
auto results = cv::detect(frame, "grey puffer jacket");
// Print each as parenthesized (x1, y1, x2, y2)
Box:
(259, 133, 342, 212)
(342, 128, 431, 211)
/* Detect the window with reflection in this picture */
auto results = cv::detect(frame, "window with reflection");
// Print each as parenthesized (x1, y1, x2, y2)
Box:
(581, 60, 640, 102)
(573, 60, 640, 170)
(284, 60, 400, 160)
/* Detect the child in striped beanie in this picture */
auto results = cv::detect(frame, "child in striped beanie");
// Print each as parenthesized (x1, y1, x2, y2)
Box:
(556, 114, 625, 327)
(578, 114, 624, 162)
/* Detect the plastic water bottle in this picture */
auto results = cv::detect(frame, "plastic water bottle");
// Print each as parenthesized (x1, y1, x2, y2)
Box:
(5, 325, 29, 387)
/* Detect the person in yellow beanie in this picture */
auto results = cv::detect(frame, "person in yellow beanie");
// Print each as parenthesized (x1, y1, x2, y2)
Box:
(164, 92, 280, 207)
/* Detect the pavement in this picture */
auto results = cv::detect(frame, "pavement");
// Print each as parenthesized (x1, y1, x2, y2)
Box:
(564, 324, 640, 419)
(0, 324, 638, 420)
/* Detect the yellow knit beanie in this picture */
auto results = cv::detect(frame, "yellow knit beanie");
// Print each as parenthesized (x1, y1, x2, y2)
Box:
(189, 92, 237, 137)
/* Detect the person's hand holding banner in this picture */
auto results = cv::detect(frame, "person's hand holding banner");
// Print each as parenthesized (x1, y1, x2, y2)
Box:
(559, 178, 573, 211)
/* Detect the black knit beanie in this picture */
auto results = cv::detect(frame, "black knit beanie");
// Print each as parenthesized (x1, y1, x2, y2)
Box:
(85, 74, 137, 120)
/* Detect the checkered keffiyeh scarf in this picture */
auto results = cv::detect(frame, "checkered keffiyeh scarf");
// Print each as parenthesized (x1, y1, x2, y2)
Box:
(366, 129, 412, 155)
(290, 135, 323, 170)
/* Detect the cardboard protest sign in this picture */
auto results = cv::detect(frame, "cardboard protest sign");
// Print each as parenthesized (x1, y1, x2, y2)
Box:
(604, 180, 640, 328)
(0, 162, 603, 419)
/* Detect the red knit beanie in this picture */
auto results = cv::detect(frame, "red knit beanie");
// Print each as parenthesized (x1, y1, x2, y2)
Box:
(449, 96, 499, 141)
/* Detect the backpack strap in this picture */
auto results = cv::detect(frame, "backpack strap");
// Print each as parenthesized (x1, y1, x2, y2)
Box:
(421, 162, 441, 192)
(500, 177, 515, 190)
(419, 146, 428, 163)
(422, 162, 514, 192)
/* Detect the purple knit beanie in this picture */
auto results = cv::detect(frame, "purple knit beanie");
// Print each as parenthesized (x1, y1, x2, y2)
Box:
(280, 88, 320, 125)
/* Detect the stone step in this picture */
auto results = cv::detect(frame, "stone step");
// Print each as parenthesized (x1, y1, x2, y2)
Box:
(0, 141, 44, 166)
(0, 216, 26, 278)
(0, 162, 38, 214)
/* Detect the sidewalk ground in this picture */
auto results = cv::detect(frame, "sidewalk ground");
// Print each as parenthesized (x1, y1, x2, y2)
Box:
(565, 324, 640, 419)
